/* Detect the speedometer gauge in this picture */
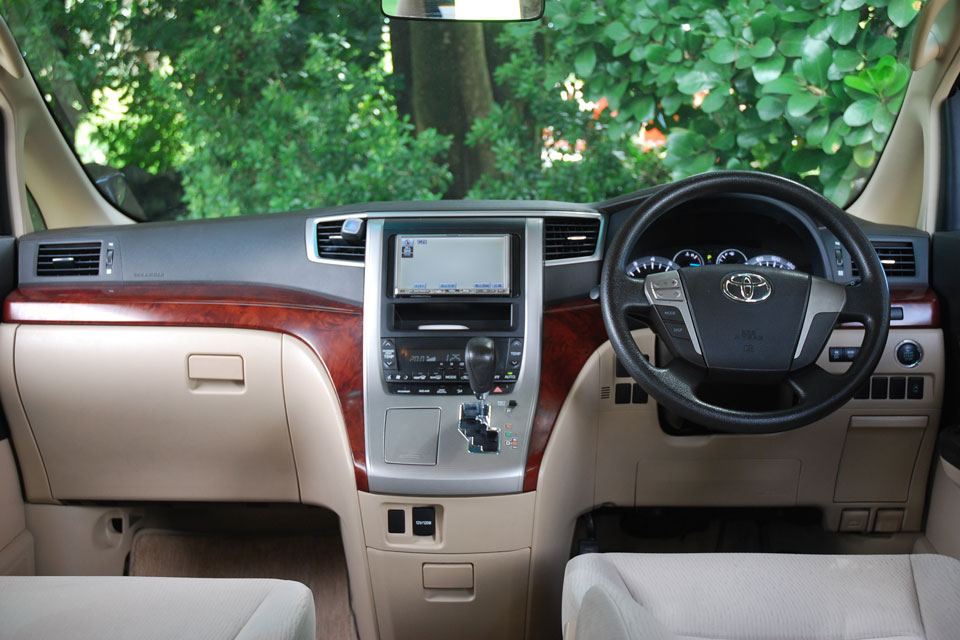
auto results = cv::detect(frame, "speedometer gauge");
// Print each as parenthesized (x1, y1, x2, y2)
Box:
(745, 254, 796, 270)
(716, 248, 747, 265)
(626, 256, 679, 278)
(672, 249, 704, 267)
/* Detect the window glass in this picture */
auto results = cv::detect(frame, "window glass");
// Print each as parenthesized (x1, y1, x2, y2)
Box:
(2, 1, 920, 220)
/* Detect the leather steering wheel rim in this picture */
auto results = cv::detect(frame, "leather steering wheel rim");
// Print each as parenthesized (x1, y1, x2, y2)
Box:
(600, 171, 890, 433)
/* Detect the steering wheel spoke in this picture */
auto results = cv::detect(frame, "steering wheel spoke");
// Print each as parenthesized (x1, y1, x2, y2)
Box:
(661, 358, 706, 396)
(787, 364, 840, 404)
(613, 269, 652, 318)
(836, 283, 875, 326)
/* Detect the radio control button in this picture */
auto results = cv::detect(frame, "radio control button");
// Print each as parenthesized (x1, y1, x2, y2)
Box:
(444, 373, 459, 381)
(412, 373, 427, 381)
(428, 373, 443, 381)
(394, 386, 412, 395)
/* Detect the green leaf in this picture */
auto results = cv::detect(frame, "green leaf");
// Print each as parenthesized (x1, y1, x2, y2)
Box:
(822, 118, 848, 154)
(888, 0, 920, 28)
(707, 40, 737, 64)
(703, 9, 731, 37)
(751, 37, 776, 58)
(853, 143, 876, 167)
(843, 97, 880, 126)
(604, 21, 632, 43)
(757, 96, 785, 120)
(676, 69, 720, 94)
(575, 46, 597, 77)
(661, 93, 685, 115)
(762, 76, 804, 95)
(552, 13, 572, 30)
(643, 44, 669, 64)
(801, 36, 832, 88)
(779, 29, 807, 57)
(787, 92, 819, 117)
(751, 12, 775, 39)
(866, 36, 896, 60)
(752, 54, 785, 84)
(780, 9, 816, 23)
(612, 37, 634, 57)
(629, 96, 656, 122)
(872, 107, 895, 133)
(833, 49, 862, 72)
(844, 74, 879, 96)
(700, 89, 728, 113)
(830, 10, 860, 45)
(841, 0, 866, 9)
(807, 117, 830, 145)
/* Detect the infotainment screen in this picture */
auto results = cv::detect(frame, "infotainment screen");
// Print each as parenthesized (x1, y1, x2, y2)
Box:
(394, 234, 511, 296)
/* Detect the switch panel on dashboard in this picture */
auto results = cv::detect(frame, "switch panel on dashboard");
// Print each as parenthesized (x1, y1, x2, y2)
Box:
(381, 337, 521, 395)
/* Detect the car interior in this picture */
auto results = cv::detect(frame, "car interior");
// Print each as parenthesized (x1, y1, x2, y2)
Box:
(1, 1, 960, 639)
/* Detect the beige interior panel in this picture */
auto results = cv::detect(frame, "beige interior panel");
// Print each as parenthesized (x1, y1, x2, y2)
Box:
(0, 439, 33, 576)
(367, 548, 529, 640)
(635, 458, 802, 506)
(25, 504, 143, 576)
(14, 325, 298, 502)
(358, 491, 535, 554)
(280, 335, 377, 640)
(834, 416, 927, 502)
(0, 324, 52, 503)
(926, 458, 960, 560)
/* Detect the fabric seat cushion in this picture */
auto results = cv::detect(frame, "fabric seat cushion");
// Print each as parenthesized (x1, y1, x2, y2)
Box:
(0, 576, 316, 640)
(563, 553, 960, 640)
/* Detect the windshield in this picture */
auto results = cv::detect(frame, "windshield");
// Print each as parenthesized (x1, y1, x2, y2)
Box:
(2, 0, 920, 221)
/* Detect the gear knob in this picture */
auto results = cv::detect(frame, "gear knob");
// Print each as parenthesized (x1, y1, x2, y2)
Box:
(465, 337, 497, 398)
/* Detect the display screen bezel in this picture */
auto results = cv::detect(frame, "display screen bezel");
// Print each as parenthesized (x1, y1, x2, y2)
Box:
(393, 233, 512, 297)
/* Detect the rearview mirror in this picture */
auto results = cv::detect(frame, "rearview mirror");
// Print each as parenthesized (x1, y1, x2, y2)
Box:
(382, 0, 544, 21)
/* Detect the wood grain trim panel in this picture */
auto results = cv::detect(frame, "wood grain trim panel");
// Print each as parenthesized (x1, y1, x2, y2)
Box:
(888, 286, 940, 328)
(524, 300, 608, 492)
(4, 285, 369, 491)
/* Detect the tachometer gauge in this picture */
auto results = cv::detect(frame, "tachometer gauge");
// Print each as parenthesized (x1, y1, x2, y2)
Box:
(745, 254, 797, 270)
(672, 249, 704, 267)
(626, 256, 679, 278)
(715, 248, 747, 265)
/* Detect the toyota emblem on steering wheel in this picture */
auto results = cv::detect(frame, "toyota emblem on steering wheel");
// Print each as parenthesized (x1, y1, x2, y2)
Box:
(722, 273, 772, 303)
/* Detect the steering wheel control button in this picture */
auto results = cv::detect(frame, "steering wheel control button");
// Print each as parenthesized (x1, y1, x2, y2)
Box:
(871, 376, 888, 400)
(889, 377, 906, 400)
(895, 340, 922, 367)
(387, 509, 405, 534)
(412, 507, 436, 536)
(664, 322, 690, 340)
(657, 306, 682, 322)
(907, 377, 924, 399)
(650, 276, 680, 289)
(652, 288, 683, 301)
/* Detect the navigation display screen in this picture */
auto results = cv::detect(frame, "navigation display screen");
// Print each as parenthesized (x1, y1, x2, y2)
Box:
(394, 234, 511, 296)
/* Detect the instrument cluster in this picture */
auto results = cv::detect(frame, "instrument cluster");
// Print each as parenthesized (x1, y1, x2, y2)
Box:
(626, 248, 797, 279)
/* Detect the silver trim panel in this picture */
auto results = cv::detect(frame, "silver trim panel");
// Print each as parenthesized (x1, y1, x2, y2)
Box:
(794, 277, 847, 359)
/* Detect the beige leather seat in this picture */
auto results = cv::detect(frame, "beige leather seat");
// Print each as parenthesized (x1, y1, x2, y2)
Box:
(562, 553, 960, 640)
(0, 576, 315, 640)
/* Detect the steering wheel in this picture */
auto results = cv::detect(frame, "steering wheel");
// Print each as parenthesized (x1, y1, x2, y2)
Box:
(600, 171, 890, 433)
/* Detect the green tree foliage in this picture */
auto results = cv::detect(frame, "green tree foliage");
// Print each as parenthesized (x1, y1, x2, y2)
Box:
(544, 0, 920, 204)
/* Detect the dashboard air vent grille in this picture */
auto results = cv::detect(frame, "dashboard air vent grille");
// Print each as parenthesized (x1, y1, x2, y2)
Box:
(316, 220, 365, 262)
(544, 217, 601, 261)
(36, 242, 101, 276)
(851, 241, 916, 278)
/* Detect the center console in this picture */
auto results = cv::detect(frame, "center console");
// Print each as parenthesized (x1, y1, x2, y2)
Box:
(363, 216, 543, 495)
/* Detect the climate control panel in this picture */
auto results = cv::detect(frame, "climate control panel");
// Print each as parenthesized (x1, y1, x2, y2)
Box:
(380, 337, 522, 395)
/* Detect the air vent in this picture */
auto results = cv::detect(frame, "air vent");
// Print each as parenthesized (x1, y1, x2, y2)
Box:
(544, 217, 601, 261)
(36, 242, 101, 276)
(600, 386, 611, 400)
(850, 241, 916, 278)
(315, 219, 365, 262)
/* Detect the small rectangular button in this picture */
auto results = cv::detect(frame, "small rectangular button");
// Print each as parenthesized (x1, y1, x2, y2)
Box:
(854, 381, 870, 400)
(412, 506, 436, 536)
(874, 509, 903, 533)
(871, 376, 888, 400)
(615, 383, 631, 404)
(632, 384, 648, 404)
(907, 376, 924, 399)
(843, 347, 859, 362)
(839, 508, 869, 532)
(387, 509, 405, 534)
(889, 376, 906, 399)
(615, 359, 629, 378)
(829, 347, 842, 362)
(664, 322, 690, 340)
(657, 306, 683, 322)
(890, 307, 904, 321)
(650, 276, 680, 289)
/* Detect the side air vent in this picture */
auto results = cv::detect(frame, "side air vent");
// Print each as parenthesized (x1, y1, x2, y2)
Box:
(36, 242, 101, 276)
(315, 219, 365, 262)
(850, 241, 917, 278)
(544, 217, 601, 261)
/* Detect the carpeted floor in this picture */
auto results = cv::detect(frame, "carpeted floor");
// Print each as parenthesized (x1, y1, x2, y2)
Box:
(131, 529, 357, 640)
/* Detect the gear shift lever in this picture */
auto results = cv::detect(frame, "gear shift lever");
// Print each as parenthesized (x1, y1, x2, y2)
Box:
(459, 337, 499, 453)
(465, 337, 497, 399)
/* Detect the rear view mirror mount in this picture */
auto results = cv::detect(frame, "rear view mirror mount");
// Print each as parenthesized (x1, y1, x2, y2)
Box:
(382, 0, 544, 22)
